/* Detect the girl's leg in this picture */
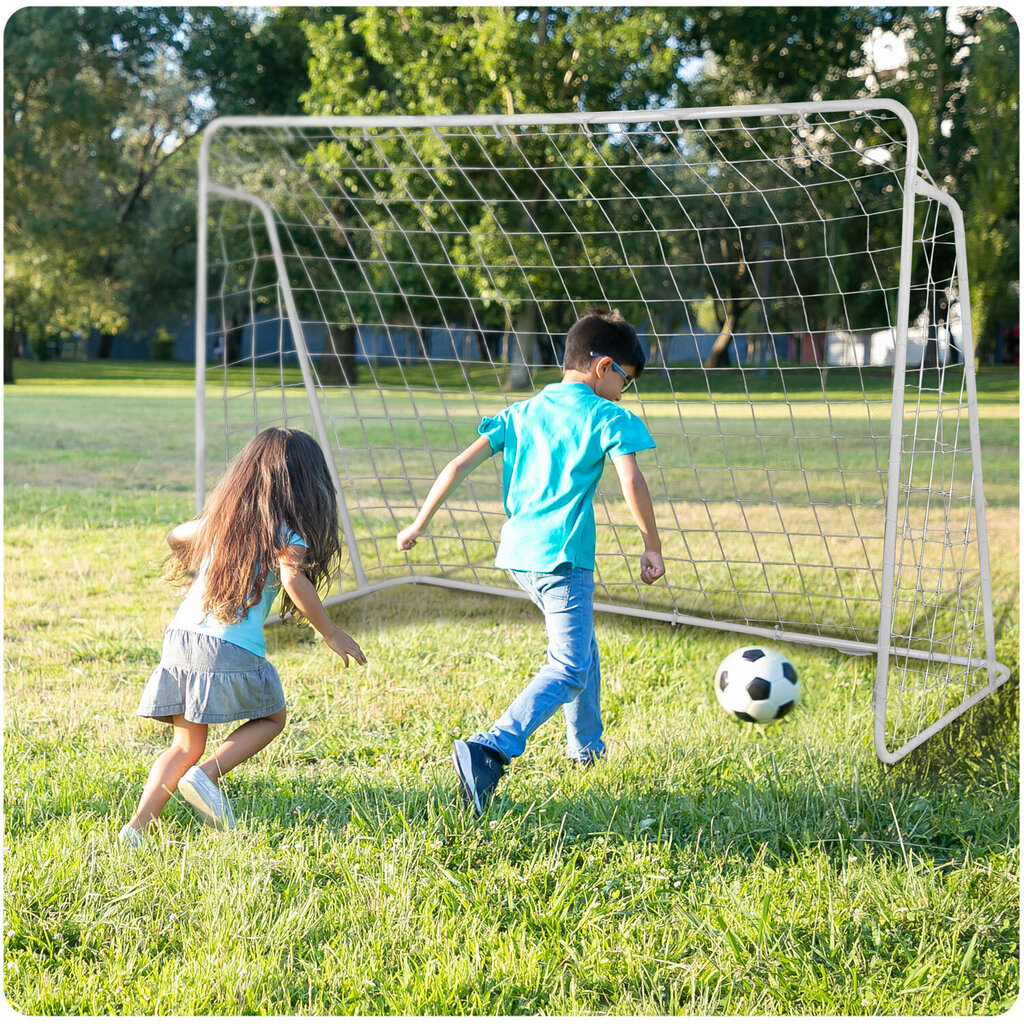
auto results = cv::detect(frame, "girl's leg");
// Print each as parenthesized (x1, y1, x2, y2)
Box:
(128, 716, 208, 831)
(198, 708, 287, 782)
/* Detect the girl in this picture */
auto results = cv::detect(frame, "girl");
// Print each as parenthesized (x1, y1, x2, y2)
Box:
(119, 428, 365, 844)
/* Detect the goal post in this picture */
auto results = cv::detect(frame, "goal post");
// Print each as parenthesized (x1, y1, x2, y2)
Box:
(194, 101, 1010, 764)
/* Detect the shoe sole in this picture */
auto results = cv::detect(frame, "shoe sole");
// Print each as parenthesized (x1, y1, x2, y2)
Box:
(451, 740, 482, 815)
(177, 772, 235, 830)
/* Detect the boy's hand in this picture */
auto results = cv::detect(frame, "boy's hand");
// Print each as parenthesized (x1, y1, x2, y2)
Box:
(640, 550, 665, 585)
(325, 628, 366, 667)
(397, 525, 421, 551)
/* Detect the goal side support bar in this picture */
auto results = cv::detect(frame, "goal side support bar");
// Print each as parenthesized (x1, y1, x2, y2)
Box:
(193, 177, 368, 591)
(871, 174, 1005, 765)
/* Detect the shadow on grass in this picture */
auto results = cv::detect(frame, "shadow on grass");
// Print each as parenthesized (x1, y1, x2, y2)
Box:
(7, 729, 1012, 881)
(886, 674, 1019, 788)
(221, 725, 1017, 876)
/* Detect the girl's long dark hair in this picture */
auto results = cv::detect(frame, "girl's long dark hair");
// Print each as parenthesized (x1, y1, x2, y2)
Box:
(167, 428, 341, 624)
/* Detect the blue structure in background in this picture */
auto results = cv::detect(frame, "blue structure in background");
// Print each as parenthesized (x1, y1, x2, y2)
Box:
(81, 315, 757, 368)
(242, 316, 485, 365)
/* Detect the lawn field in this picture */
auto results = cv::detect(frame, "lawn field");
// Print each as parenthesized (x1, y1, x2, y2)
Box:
(3, 359, 1019, 1015)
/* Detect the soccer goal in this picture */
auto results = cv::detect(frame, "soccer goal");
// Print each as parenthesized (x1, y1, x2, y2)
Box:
(195, 100, 1009, 764)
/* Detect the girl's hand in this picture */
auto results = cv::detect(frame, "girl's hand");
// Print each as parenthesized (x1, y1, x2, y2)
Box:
(640, 549, 665, 585)
(326, 628, 366, 667)
(397, 525, 421, 551)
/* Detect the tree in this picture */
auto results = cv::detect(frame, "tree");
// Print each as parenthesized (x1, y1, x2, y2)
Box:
(302, 7, 694, 384)
(5, 7, 137, 357)
(959, 9, 1019, 354)
(3, 6, 331, 374)
(8, 5, 1011, 382)
(884, 7, 1019, 357)
(672, 6, 888, 366)
(182, 6, 338, 118)
(301, 7, 906, 373)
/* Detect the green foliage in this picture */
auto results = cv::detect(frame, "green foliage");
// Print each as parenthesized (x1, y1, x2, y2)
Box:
(295, 9, 901, 356)
(299, 7, 694, 350)
(3, 7, 136, 343)
(182, 7, 337, 118)
(882, 7, 1020, 356)
(689, 6, 877, 104)
(3, 246, 127, 353)
(305, 8, 689, 120)
(2, 7, 1017, 364)
(959, 10, 1019, 351)
(2, 6, 326, 354)
(295, 7, 1016, 360)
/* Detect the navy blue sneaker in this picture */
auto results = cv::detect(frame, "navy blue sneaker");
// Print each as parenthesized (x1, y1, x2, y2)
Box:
(452, 740, 507, 814)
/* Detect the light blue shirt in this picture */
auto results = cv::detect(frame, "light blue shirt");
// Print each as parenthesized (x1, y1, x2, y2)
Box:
(167, 527, 306, 657)
(478, 381, 655, 572)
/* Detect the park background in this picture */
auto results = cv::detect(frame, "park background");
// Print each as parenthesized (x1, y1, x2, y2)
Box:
(3, 6, 1019, 373)
(3, 5, 1020, 1016)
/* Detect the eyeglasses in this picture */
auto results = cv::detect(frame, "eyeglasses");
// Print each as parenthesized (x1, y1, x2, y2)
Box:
(590, 351, 636, 391)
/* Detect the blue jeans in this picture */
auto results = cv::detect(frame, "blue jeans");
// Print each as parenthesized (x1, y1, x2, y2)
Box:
(470, 565, 604, 763)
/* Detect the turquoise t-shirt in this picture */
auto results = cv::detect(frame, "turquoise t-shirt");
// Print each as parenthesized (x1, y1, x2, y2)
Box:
(167, 527, 306, 657)
(478, 381, 655, 572)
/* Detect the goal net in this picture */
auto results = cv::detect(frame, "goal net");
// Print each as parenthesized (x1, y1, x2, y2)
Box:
(195, 102, 1008, 764)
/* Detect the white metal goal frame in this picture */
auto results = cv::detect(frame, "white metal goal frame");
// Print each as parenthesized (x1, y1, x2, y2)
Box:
(195, 100, 1010, 764)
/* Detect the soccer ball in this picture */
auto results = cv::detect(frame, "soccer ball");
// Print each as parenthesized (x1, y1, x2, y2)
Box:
(714, 646, 800, 724)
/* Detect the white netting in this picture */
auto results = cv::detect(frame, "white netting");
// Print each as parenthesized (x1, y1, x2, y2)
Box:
(197, 105, 1007, 762)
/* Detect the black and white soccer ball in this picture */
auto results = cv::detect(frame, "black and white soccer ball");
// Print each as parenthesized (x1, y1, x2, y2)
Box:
(714, 646, 800, 724)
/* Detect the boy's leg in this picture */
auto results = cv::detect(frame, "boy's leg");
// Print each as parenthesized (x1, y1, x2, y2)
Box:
(562, 631, 604, 762)
(469, 567, 595, 763)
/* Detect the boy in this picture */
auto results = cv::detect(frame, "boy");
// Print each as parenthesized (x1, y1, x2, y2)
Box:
(397, 307, 665, 812)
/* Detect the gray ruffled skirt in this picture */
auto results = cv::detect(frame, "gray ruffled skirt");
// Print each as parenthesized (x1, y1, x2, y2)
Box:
(137, 629, 285, 725)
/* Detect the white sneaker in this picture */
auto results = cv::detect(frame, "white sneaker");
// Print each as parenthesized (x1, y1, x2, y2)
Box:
(118, 823, 147, 847)
(177, 766, 236, 830)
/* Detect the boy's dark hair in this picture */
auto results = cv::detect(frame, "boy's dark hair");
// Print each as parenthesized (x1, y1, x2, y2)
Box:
(562, 307, 646, 376)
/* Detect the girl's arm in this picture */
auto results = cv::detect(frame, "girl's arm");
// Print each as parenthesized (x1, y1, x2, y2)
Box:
(612, 453, 666, 585)
(279, 550, 366, 667)
(397, 435, 494, 550)
(166, 517, 203, 553)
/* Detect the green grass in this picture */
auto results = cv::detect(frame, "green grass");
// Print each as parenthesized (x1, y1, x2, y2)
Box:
(3, 358, 1019, 1014)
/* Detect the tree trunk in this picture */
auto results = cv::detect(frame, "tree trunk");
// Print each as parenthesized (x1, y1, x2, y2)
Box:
(318, 325, 359, 385)
(923, 323, 938, 368)
(225, 313, 246, 365)
(508, 305, 538, 389)
(479, 320, 502, 361)
(703, 302, 740, 368)
(3, 328, 19, 383)
(95, 332, 115, 359)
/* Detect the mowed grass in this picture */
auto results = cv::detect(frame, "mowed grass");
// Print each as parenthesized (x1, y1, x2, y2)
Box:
(3, 358, 1019, 1015)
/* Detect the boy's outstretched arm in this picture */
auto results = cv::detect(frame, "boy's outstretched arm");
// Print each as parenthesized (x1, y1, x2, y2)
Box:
(397, 436, 494, 551)
(612, 452, 666, 585)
